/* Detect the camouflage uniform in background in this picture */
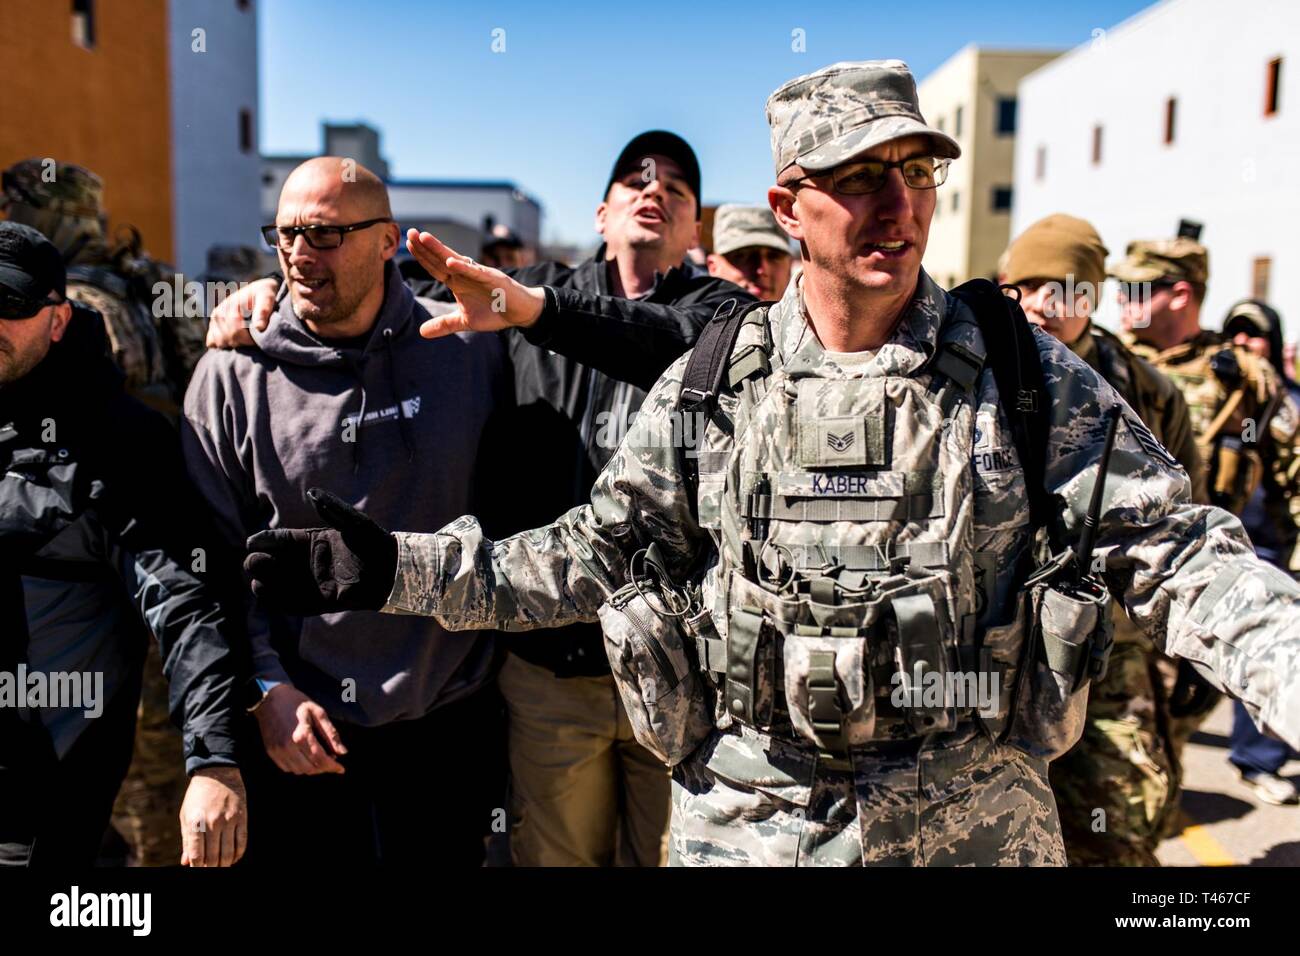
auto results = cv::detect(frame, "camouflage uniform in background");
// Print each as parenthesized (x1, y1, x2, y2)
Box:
(364, 63, 1300, 866)
(1050, 324, 1206, 866)
(1116, 240, 1300, 794)
(1, 158, 205, 866)
(999, 215, 1208, 866)
(0, 159, 205, 419)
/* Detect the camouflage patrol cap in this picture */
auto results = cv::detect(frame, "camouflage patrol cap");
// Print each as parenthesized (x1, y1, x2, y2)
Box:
(766, 60, 960, 177)
(711, 204, 790, 257)
(1, 159, 103, 220)
(1108, 237, 1208, 285)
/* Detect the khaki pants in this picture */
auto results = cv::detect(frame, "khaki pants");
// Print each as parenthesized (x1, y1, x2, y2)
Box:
(498, 652, 670, 867)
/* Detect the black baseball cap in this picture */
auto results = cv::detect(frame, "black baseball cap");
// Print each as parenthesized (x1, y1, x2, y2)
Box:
(606, 130, 702, 220)
(0, 221, 66, 302)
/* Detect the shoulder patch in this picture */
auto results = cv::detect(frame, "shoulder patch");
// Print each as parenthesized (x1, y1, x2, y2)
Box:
(1123, 411, 1180, 469)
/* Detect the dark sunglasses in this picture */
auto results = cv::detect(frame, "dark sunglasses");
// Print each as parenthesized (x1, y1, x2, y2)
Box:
(261, 218, 393, 252)
(0, 288, 64, 320)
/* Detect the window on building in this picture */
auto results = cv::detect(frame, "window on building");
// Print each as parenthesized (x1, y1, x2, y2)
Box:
(955, 105, 964, 138)
(71, 0, 95, 50)
(1164, 97, 1177, 145)
(992, 186, 1013, 212)
(1266, 57, 1283, 116)
(996, 98, 1017, 136)
(936, 115, 946, 133)
(1035, 145, 1047, 181)
(239, 109, 253, 154)
(1092, 124, 1103, 165)
(952, 191, 960, 213)
(1253, 257, 1272, 300)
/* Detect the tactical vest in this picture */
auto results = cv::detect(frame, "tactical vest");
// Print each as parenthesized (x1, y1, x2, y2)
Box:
(1139, 339, 1275, 513)
(599, 287, 1110, 771)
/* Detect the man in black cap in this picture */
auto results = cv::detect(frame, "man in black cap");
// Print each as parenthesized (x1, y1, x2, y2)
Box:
(1222, 299, 1300, 805)
(206, 130, 751, 865)
(480, 224, 528, 271)
(0, 222, 249, 866)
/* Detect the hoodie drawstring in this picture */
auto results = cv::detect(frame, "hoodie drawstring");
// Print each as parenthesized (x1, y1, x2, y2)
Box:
(384, 328, 415, 463)
(350, 375, 368, 474)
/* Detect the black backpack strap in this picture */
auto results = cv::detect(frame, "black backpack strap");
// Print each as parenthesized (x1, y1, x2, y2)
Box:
(679, 298, 751, 412)
(949, 278, 1055, 535)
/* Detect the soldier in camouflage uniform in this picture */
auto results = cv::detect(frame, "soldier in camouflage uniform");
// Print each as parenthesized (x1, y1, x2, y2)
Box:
(1000, 214, 1207, 866)
(1, 159, 207, 866)
(1, 160, 206, 418)
(706, 204, 793, 301)
(244, 61, 1300, 866)
(1115, 239, 1300, 794)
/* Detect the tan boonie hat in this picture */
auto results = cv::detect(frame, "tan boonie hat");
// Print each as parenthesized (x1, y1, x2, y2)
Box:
(766, 60, 961, 177)
(1002, 213, 1108, 290)
(1108, 237, 1208, 285)
(711, 205, 790, 257)
(1, 158, 103, 220)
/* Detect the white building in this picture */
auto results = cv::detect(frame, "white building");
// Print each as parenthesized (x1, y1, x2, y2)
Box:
(261, 123, 542, 259)
(1013, 0, 1298, 335)
(169, 0, 262, 277)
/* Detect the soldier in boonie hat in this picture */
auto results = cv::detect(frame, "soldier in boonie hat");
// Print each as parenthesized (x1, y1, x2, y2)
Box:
(1, 158, 107, 263)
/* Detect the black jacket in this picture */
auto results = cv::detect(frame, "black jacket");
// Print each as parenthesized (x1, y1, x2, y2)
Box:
(0, 310, 246, 772)
(412, 249, 754, 675)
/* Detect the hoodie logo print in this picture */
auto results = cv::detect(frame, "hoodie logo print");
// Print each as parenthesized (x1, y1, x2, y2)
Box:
(342, 394, 423, 430)
(826, 430, 855, 452)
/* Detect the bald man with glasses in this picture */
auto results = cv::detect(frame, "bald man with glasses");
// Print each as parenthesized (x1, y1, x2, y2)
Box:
(182, 157, 510, 865)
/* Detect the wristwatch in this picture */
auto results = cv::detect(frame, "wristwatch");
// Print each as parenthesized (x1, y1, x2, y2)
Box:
(241, 676, 282, 713)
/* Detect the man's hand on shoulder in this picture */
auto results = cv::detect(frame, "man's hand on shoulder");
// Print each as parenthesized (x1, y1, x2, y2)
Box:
(406, 229, 545, 339)
(206, 277, 278, 349)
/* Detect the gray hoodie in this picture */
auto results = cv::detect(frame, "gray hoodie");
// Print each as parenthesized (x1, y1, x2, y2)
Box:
(182, 262, 507, 724)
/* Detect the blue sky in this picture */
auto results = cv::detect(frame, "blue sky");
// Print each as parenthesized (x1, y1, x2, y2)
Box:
(259, 0, 1155, 246)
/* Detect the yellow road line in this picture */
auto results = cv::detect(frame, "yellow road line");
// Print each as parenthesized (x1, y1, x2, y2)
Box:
(1180, 824, 1236, 866)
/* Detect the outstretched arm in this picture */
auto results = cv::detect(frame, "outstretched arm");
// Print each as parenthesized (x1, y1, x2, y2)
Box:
(405, 230, 755, 390)
(1035, 334, 1300, 749)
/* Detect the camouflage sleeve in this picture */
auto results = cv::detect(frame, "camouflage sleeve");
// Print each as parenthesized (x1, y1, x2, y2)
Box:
(1035, 332, 1300, 750)
(382, 353, 708, 630)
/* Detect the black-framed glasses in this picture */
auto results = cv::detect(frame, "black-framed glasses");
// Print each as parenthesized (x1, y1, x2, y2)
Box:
(780, 156, 951, 195)
(260, 218, 393, 252)
(0, 288, 64, 320)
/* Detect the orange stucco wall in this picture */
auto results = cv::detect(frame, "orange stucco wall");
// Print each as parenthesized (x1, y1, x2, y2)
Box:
(0, 0, 174, 261)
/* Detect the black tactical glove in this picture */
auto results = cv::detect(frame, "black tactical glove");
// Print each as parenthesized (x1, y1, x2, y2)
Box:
(244, 488, 398, 614)
(1168, 658, 1222, 719)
